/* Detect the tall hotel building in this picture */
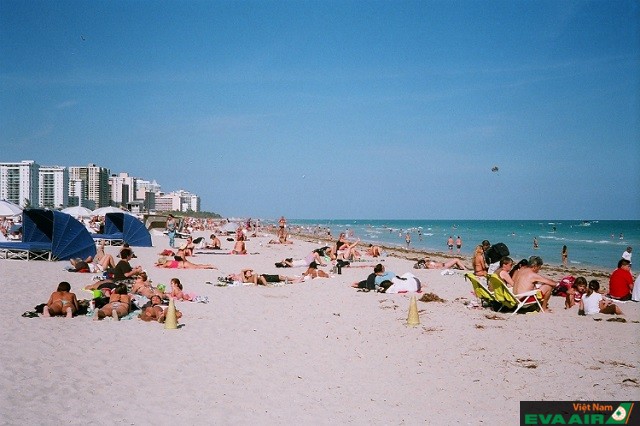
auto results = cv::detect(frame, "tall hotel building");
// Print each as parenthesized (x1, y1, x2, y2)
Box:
(68, 164, 110, 210)
(0, 160, 40, 207)
(39, 166, 69, 209)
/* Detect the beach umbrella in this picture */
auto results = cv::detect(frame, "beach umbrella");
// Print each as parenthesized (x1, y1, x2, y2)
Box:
(92, 206, 133, 216)
(221, 222, 240, 234)
(62, 206, 93, 218)
(0, 200, 23, 218)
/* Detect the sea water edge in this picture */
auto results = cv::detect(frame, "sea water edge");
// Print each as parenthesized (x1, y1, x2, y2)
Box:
(284, 219, 639, 271)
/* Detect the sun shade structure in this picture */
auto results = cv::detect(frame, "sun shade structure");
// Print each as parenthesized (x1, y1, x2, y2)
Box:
(104, 212, 152, 247)
(0, 209, 96, 261)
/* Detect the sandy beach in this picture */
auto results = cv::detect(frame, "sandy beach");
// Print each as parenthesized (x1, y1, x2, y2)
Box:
(1, 230, 638, 425)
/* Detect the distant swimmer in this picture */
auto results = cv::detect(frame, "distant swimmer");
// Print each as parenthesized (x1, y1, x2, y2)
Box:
(533, 237, 539, 249)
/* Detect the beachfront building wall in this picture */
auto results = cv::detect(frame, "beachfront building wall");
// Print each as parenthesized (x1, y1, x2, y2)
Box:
(0, 160, 40, 208)
(38, 166, 69, 209)
(69, 164, 110, 209)
(154, 193, 181, 212)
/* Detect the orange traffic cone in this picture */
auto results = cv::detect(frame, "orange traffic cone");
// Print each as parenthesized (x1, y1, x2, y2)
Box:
(406, 296, 420, 326)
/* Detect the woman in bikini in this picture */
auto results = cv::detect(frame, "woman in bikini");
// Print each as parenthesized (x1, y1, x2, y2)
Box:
(472, 244, 488, 277)
(94, 283, 130, 321)
(424, 257, 469, 270)
(155, 254, 217, 269)
(131, 272, 163, 298)
(43, 282, 79, 318)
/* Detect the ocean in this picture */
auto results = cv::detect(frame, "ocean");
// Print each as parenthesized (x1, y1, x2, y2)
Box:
(286, 219, 639, 271)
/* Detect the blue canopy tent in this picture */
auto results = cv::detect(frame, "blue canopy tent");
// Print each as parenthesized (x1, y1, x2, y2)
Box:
(0, 209, 96, 261)
(104, 212, 152, 247)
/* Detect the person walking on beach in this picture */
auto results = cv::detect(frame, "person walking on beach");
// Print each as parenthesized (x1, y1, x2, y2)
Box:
(447, 236, 454, 253)
(561, 245, 568, 268)
(455, 236, 462, 254)
(166, 214, 177, 248)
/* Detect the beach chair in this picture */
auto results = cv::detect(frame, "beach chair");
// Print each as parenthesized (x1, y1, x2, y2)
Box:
(464, 273, 499, 310)
(488, 273, 543, 316)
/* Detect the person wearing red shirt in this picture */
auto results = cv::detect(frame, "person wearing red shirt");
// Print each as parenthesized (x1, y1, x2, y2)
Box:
(608, 259, 634, 300)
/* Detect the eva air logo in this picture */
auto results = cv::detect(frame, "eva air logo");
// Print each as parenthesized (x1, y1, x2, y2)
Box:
(606, 403, 634, 424)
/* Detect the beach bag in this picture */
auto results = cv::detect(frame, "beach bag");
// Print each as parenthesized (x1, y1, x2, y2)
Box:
(486, 243, 509, 264)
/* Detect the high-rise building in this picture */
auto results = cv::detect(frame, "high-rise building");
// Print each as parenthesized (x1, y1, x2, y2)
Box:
(0, 160, 40, 207)
(39, 166, 69, 209)
(68, 164, 110, 209)
(109, 172, 137, 207)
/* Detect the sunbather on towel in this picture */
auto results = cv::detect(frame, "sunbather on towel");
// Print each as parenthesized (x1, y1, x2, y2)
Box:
(93, 283, 130, 321)
(43, 282, 79, 318)
(70, 253, 116, 273)
(422, 257, 469, 270)
(138, 295, 182, 322)
(131, 273, 164, 298)
(231, 234, 247, 254)
(204, 233, 222, 249)
(155, 256, 217, 269)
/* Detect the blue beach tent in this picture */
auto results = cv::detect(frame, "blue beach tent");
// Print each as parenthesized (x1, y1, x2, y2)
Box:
(23, 209, 97, 260)
(104, 212, 152, 247)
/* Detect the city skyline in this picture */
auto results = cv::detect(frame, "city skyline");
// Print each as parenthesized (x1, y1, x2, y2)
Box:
(2, 1, 639, 220)
(0, 159, 202, 213)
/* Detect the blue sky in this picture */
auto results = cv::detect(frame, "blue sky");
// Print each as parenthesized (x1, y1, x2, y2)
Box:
(1, 0, 639, 220)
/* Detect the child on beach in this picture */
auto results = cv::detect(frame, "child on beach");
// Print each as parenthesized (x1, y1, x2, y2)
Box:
(578, 280, 623, 316)
(43, 282, 79, 318)
(168, 278, 193, 301)
(565, 277, 587, 309)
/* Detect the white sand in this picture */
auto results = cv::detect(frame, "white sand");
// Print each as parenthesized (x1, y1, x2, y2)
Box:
(1, 232, 638, 424)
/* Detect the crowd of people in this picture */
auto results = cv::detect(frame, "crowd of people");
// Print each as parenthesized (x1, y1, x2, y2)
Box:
(32, 214, 637, 321)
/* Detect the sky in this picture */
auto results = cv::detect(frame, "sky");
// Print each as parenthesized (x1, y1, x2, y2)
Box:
(1, 0, 639, 220)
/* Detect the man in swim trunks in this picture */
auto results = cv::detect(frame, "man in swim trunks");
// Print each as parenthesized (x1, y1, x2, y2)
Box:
(43, 282, 79, 318)
(512, 256, 556, 312)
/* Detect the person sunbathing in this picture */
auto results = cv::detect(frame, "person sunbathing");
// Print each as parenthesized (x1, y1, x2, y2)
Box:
(472, 244, 489, 277)
(204, 233, 222, 249)
(179, 236, 196, 257)
(94, 283, 130, 321)
(43, 281, 79, 318)
(275, 247, 329, 268)
(495, 257, 515, 288)
(423, 257, 469, 270)
(138, 295, 182, 323)
(131, 272, 164, 298)
(70, 253, 116, 273)
(155, 255, 217, 269)
(301, 262, 329, 280)
(512, 256, 557, 312)
(231, 234, 247, 254)
(365, 244, 382, 257)
(168, 278, 193, 300)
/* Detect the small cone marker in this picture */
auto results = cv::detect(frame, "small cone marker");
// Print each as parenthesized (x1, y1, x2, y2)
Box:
(406, 296, 420, 326)
(164, 298, 178, 330)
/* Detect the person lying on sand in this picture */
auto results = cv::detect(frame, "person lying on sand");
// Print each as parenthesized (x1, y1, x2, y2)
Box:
(275, 247, 329, 268)
(301, 262, 329, 280)
(138, 294, 182, 322)
(43, 281, 79, 318)
(156, 255, 217, 269)
(93, 283, 130, 321)
(365, 244, 382, 257)
(422, 257, 469, 270)
(70, 252, 116, 273)
(131, 272, 164, 298)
